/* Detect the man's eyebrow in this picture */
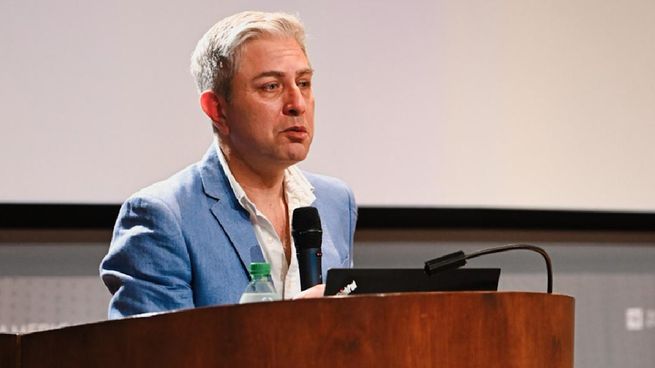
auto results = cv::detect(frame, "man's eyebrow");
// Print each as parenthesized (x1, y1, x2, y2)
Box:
(296, 68, 314, 77)
(252, 68, 314, 80)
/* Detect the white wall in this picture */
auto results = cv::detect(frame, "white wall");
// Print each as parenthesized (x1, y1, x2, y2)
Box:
(2, 0, 655, 211)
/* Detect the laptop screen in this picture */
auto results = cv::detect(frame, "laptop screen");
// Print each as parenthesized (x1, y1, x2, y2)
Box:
(324, 268, 500, 296)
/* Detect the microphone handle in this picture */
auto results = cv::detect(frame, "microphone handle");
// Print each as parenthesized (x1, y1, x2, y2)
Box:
(297, 247, 323, 290)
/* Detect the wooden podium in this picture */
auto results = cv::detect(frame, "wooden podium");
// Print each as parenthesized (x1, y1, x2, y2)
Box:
(0, 333, 19, 368)
(4, 292, 574, 367)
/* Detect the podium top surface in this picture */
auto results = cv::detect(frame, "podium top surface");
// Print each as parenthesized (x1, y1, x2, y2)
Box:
(11, 292, 575, 368)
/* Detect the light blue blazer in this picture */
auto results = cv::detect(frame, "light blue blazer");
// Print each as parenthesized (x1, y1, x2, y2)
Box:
(100, 145, 357, 319)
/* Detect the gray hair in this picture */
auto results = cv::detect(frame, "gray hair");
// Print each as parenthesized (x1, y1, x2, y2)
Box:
(190, 11, 307, 100)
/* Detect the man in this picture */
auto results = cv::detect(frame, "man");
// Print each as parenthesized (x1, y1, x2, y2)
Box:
(100, 11, 357, 319)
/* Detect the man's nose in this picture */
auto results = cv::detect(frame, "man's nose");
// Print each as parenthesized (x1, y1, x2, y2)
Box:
(283, 85, 306, 117)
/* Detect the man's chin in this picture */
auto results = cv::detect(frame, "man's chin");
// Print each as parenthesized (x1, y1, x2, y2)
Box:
(283, 147, 310, 164)
(285, 153, 308, 164)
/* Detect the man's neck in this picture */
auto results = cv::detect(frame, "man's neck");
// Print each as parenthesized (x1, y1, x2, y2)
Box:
(219, 144, 287, 205)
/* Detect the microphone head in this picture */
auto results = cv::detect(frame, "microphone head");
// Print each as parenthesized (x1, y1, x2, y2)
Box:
(424, 251, 467, 275)
(292, 207, 322, 250)
(292, 206, 321, 230)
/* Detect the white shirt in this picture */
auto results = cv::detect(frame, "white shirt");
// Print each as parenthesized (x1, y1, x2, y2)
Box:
(216, 146, 316, 299)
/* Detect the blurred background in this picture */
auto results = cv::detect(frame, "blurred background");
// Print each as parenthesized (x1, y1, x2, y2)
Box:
(1, 1, 654, 367)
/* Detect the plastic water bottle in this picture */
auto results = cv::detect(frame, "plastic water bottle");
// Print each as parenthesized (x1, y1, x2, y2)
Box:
(239, 262, 281, 304)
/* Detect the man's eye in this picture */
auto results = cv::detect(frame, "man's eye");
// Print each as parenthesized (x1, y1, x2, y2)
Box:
(262, 83, 279, 91)
(297, 80, 311, 88)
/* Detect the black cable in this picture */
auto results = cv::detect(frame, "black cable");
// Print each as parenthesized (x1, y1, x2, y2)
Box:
(424, 244, 553, 294)
(468, 244, 552, 294)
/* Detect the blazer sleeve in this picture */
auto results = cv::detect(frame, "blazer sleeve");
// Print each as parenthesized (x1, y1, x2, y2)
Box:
(99, 195, 194, 319)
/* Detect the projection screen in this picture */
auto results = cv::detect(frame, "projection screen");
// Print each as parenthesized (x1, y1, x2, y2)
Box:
(1, 0, 654, 212)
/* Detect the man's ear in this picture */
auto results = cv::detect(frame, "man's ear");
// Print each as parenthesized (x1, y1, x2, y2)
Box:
(200, 90, 229, 134)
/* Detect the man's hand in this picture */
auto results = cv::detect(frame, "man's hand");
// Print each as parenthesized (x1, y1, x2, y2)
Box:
(292, 284, 325, 300)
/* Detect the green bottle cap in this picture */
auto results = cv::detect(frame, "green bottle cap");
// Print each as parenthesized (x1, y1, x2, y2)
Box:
(248, 262, 271, 277)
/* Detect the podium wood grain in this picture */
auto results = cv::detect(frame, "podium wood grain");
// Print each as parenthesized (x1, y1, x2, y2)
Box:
(0, 333, 19, 368)
(19, 292, 574, 368)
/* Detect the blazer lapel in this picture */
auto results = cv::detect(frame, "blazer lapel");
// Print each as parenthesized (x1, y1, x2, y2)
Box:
(305, 180, 348, 269)
(199, 145, 265, 271)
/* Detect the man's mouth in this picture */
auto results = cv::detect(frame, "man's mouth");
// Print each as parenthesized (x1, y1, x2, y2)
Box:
(284, 126, 307, 133)
(282, 126, 309, 141)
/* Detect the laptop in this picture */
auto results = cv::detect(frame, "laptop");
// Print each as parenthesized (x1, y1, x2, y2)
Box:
(324, 268, 500, 296)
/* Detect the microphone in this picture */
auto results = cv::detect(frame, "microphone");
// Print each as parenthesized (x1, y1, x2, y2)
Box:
(292, 207, 323, 290)
(424, 244, 554, 293)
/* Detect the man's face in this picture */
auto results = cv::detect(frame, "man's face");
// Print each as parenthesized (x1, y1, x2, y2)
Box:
(219, 36, 315, 173)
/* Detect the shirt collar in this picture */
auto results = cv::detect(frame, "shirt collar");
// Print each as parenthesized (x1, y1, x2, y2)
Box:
(284, 164, 316, 210)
